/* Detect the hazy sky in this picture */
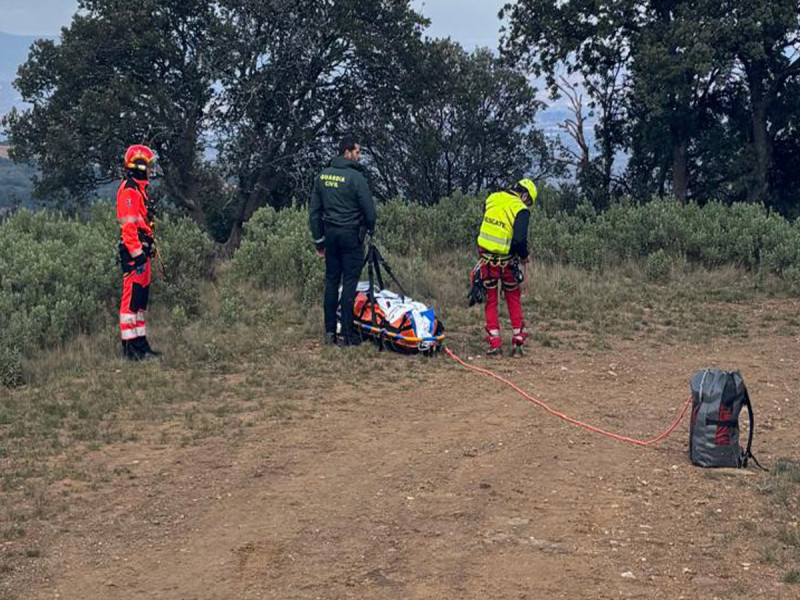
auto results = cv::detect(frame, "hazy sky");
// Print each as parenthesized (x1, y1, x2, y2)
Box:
(415, 0, 506, 49)
(0, 0, 506, 48)
(0, 0, 78, 36)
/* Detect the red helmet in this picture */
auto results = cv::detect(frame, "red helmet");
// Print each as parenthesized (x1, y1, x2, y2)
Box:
(124, 144, 157, 172)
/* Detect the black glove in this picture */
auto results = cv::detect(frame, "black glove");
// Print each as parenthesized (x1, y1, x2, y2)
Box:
(133, 252, 147, 275)
(514, 264, 524, 284)
(468, 281, 485, 306)
(468, 267, 486, 307)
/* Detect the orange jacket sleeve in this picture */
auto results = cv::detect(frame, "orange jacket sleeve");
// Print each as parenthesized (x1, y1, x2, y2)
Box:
(117, 187, 143, 256)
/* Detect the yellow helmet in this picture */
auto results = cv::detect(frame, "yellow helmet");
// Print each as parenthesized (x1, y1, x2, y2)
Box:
(518, 178, 538, 204)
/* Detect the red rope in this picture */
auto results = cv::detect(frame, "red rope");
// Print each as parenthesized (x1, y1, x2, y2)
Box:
(445, 348, 692, 448)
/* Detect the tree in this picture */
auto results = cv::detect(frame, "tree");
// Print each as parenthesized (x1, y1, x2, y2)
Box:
(6, 0, 556, 244)
(624, 2, 730, 203)
(553, 75, 632, 208)
(2, 0, 221, 226)
(501, 0, 634, 209)
(359, 40, 558, 204)
(502, 0, 800, 209)
(707, 0, 800, 203)
(213, 0, 428, 250)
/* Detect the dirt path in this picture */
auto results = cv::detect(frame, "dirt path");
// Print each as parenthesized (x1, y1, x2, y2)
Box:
(19, 335, 800, 599)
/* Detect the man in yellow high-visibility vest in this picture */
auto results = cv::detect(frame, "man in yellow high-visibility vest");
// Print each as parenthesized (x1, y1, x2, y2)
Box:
(475, 179, 537, 356)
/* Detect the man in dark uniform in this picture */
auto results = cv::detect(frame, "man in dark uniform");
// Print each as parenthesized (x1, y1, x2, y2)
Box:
(309, 135, 376, 346)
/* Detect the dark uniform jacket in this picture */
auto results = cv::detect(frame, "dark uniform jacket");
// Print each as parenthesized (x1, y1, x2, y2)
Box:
(309, 156, 376, 245)
(510, 209, 530, 260)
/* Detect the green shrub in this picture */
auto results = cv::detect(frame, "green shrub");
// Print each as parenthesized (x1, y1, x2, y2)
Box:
(232, 197, 800, 301)
(219, 284, 245, 326)
(0, 207, 213, 385)
(785, 569, 800, 584)
(374, 198, 427, 256)
(375, 193, 484, 257)
(231, 206, 324, 304)
(530, 199, 800, 275)
(155, 214, 215, 313)
(0, 208, 118, 356)
(645, 249, 672, 284)
(170, 304, 189, 331)
(0, 347, 23, 388)
(8, 195, 800, 388)
(422, 193, 485, 251)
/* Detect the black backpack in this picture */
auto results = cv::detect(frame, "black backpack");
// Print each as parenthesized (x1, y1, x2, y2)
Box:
(689, 369, 763, 469)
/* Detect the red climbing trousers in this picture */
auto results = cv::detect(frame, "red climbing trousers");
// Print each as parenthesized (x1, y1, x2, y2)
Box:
(480, 258, 527, 353)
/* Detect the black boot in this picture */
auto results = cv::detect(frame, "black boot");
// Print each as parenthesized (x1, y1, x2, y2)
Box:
(132, 336, 162, 358)
(337, 333, 362, 347)
(324, 332, 338, 346)
(121, 340, 144, 362)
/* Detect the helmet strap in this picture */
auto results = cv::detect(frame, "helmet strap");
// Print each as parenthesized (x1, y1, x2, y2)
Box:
(127, 168, 149, 182)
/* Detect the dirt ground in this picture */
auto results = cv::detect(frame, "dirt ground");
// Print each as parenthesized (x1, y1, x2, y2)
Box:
(7, 304, 800, 599)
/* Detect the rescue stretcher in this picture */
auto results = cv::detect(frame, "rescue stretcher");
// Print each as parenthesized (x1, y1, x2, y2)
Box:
(338, 244, 446, 354)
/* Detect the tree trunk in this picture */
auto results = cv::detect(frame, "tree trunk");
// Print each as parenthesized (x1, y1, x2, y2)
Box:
(743, 61, 772, 203)
(672, 139, 688, 204)
(220, 169, 283, 257)
(749, 96, 770, 203)
(656, 153, 670, 198)
(219, 191, 254, 258)
(592, 108, 615, 212)
(163, 166, 208, 230)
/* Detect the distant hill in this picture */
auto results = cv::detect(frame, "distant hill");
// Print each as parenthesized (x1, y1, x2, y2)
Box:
(0, 31, 44, 82)
(0, 31, 51, 116)
(0, 144, 121, 209)
(0, 32, 47, 207)
(0, 155, 36, 207)
(0, 80, 22, 116)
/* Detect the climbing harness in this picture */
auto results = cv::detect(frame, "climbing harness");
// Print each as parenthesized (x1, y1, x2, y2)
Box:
(468, 254, 522, 306)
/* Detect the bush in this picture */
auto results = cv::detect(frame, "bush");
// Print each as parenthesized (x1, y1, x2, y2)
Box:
(231, 194, 484, 304)
(376, 193, 484, 257)
(231, 206, 324, 304)
(7, 194, 800, 388)
(0, 207, 118, 355)
(232, 197, 800, 302)
(0, 347, 23, 388)
(0, 207, 213, 385)
(155, 214, 216, 313)
(645, 249, 672, 284)
(531, 199, 800, 276)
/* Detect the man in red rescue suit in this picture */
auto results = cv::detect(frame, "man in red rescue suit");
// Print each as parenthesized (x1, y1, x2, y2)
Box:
(117, 144, 161, 361)
(473, 178, 537, 357)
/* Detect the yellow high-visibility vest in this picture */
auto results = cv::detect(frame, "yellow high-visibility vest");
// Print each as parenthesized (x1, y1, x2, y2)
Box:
(477, 191, 528, 255)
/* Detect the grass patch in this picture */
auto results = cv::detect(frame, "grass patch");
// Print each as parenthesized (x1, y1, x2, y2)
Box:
(760, 458, 800, 507)
(754, 458, 800, 575)
(777, 528, 800, 549)
(1, 245, 797, 592)
(784, 569, 800, 584)
(758, 544, 781, 565)
(388, 251, 766, 352)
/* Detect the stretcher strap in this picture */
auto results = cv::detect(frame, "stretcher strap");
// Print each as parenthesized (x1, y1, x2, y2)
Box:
(359, 243, 444, 350)
(364, 244, 409, 299)
(366, 245, 383, 350)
